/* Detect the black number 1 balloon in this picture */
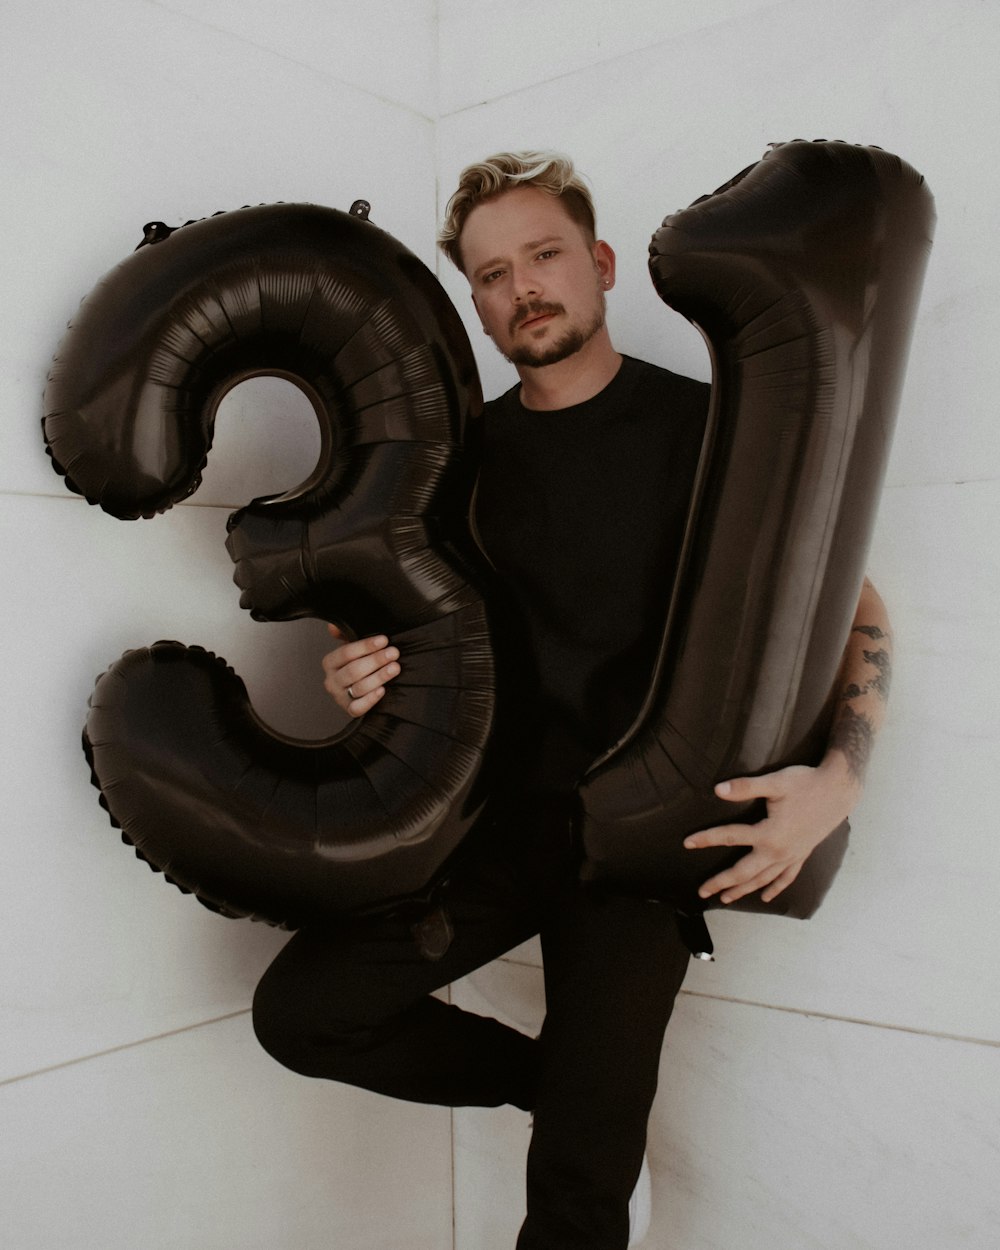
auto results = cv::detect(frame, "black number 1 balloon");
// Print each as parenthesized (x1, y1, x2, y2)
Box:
(579, 141, 934, 921)
(43, 201, 496, 926)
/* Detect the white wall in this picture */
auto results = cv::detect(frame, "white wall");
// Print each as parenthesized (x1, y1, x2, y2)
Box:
(438, 1, 1000, 1247)
(2, 2, 997, 1248)
(1, 4, 453, 1248)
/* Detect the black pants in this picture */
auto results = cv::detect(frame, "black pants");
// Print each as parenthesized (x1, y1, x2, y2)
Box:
(252, 801, 691, 1249)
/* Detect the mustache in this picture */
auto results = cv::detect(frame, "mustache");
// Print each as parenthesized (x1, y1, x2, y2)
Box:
(509, 301, 564, 334)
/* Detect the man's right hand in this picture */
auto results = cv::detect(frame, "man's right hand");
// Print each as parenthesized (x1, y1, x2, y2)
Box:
(321, 625, 401, 718)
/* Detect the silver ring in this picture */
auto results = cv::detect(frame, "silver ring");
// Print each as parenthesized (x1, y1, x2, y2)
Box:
(347, 685, 357, 700)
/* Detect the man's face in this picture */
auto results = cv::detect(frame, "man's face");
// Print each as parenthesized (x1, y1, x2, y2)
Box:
(460, 186, 614, 369)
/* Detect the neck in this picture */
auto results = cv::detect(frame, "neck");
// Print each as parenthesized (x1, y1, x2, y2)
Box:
(515, 329, 623, 411)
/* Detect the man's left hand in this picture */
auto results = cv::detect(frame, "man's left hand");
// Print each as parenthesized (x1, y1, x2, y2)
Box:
(683, 754, 861, 904)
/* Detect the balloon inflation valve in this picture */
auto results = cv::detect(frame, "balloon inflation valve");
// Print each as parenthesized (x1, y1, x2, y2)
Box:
(350, 199, 372, 221)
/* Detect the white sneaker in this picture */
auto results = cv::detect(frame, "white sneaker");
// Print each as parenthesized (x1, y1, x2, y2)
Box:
(627, 1152, 651, 1247)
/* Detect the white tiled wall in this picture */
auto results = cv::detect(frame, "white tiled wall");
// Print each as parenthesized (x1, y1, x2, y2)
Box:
(1, 3, 447, 1247)
(4, 2, 998, 1248)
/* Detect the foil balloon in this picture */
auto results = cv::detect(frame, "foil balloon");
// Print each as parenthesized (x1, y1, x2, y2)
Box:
(578, 141, 934, 919)
(43, 202, 494, 926)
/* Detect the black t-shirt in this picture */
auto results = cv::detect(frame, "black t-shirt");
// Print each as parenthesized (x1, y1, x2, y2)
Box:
(474, 354, 709, 796)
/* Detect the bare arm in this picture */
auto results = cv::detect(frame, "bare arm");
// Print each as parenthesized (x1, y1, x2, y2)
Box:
(683, 577, 893, 904)
(827, 576, 893, 783)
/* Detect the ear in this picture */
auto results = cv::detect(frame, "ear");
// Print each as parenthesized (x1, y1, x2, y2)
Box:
(593, 239, 616, 289)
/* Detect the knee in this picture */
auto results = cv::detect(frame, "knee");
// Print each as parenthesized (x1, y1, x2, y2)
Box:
(251, 962, 338, 1075)
(251, 973, 306, 1072)
(251, 968, 380, 1079)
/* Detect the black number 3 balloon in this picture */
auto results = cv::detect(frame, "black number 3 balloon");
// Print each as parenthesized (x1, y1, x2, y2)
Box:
(43, 202, 495, 926)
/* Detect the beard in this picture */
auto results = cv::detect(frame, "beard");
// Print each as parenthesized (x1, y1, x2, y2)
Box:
(497, 293, 607, 369)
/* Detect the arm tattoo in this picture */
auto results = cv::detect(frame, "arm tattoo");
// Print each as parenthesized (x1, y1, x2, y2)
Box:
(840, 635, 893, 704)
(830, 704, 875, 782)
(862, 647, 892, 700)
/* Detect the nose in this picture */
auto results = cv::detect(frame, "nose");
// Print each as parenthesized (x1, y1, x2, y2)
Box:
(510, 264, 539, 303)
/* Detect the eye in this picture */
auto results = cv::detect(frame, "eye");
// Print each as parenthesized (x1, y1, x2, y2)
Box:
(480, 269, 504, 285)
(537, 249, 559, 261)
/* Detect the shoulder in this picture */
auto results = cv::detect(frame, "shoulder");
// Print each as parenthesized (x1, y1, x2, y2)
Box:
(623, 355, 710, 408)
(483, 381, 521, 420)
(617, 356, 710, 439)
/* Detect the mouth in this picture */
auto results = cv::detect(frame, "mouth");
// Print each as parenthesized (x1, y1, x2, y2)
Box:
(519, 313, 555, 331)
(513, 304, 562, 334)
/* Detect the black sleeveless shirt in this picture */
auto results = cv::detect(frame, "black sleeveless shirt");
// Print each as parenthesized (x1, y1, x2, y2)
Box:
(474, 355, 709, 797)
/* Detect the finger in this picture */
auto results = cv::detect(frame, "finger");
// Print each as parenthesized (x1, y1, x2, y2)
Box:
(717, 867, 780, 904)
(336, 634, 391, 666)
(344, 685, 386, 719)
(340, 650, 400, 692)
(322, 635, 393, 679)
(327, 623, 344, 640)
(321, 640, 398, 712)
(760, 863, 802, 903)
(697, 850, 778, 901)
(341, 657, 401, 702)
(696, 854, 756, 900)
(712, 858, 799, 905)
(715, 765, 808, 804)
(684, 823, 757, 851)
(715, 775, 773, 802)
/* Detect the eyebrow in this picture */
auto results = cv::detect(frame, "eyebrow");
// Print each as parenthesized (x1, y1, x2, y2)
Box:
(472, 236, 566, 280)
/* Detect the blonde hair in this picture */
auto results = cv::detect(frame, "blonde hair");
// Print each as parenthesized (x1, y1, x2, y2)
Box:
(438, 151, 597, 273)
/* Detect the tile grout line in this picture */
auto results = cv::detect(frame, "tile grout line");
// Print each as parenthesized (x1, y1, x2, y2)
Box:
(496, 956, 999, 1048)
(432, 0, 874, 124)
(0, 1008, 252, 1089)
(143, 0, 436, 123)
(6, 981, 997, 1095)
(446, 979, 458, 1250)
(679, 989, 1000, 1049)
(437, 14, 453, 1236)
(450, 1107, 458, 1250)
(5, 473, 997, 512)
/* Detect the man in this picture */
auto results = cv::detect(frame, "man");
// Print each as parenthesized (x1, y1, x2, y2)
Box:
(253, 152, 893, 1249)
